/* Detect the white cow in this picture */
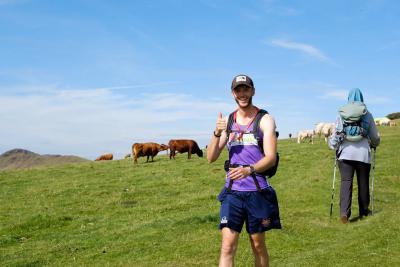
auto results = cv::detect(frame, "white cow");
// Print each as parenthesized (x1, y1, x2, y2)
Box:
(314, 122, 326, 137)
(297, 130, 314, 144)
(375, 117, 390, 126)
(315, 122, 335, 142)
(321, 123, 335, 142)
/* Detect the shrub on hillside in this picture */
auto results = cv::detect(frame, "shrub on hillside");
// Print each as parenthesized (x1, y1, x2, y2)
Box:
(387, 112, 400, 120)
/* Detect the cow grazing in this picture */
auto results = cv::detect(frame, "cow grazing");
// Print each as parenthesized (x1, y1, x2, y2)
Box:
(297, 130, 314, 144)
(314, 122, 326, 138)
(375, 117, 390, 126)
(314, 122, 335, 142)
(132, 142, 169, 164)
(168, 139, 203, 160)
(321, 123, 335, 142)
(95, 153, 113, 161)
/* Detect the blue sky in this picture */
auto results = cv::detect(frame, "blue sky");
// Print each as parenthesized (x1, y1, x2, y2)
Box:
(1, 0, 399, 159)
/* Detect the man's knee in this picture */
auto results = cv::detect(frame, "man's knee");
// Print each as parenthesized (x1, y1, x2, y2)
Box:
(220, 242, 237, 256)
(249, 233, 267, 254)
(252, 241, 267, 254)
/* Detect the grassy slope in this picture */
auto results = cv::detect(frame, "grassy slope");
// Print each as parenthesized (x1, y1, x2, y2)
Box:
(0, 125, 399, 266)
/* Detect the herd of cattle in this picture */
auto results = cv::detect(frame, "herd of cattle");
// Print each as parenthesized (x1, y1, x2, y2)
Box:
(95, 139, 203, 163)
(297, 122, 335, 144)
(296, 117, 397, 144)
(95, 118, 397, 161)
(374, 117, 397, 127)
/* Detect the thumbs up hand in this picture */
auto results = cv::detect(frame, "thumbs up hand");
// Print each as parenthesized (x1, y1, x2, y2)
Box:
(215, 112, 227, 136)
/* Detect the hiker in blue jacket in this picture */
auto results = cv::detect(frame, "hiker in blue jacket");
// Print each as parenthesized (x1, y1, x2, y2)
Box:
(329, 88, 380, 223)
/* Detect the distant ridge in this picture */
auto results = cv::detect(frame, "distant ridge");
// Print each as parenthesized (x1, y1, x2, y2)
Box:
(0, 148, 89, 171)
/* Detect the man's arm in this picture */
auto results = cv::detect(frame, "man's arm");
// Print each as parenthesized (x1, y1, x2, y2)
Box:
(207, 113, 228, 163)
(253, 114, 277, 173)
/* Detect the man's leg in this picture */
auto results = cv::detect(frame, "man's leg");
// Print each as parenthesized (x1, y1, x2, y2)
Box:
(219, 227, 240, 267)
(249, 232, 269, 267)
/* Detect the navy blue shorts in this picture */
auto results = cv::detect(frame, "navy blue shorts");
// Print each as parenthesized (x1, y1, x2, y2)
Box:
(218, 187, 281, 234)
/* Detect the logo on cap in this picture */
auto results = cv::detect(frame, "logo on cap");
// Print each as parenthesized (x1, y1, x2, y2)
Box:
(231, 74, 254, 90)
(236, 76, 247, 82)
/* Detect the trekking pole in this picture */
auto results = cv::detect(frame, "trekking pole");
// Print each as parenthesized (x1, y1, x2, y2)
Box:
(330, 156, 338, 218)
(371, 147, 376, 215)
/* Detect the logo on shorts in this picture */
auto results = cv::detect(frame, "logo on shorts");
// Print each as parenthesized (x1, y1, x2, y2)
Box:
(221, 216, 228, 224)
(261, 218, 271, 227)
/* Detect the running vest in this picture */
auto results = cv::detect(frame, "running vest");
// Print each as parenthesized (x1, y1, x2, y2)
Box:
(225, 117, 269, 191)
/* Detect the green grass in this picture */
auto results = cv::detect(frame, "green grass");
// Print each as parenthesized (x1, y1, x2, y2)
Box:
(1, 125, 399, 266)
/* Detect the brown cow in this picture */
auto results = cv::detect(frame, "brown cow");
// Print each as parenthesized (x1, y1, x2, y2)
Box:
(132, 142, 169, 164)
(95, 153, 113, 161)
(168, 139, 203, 160)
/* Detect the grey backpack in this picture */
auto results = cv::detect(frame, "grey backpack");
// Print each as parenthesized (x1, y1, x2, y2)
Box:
(338, 102, 369, 141)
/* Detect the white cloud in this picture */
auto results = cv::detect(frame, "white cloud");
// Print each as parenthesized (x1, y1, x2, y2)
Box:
(261, 0, 301, 16)
(270, 39, 330, 62)
(319, 90, 393, 104)
(0, 86, 234, 159)
(319, 90, 348, 100)
(96, 81, 182, 91)
(366, 96, 392, 104)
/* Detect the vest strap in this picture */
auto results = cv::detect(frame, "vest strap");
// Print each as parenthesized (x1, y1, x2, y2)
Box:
(226, 163, 262, 192)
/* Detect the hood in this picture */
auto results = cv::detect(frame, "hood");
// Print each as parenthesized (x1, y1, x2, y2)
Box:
(347, 88, 364, 103)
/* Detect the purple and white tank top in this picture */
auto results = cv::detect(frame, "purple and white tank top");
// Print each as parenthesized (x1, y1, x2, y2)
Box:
(225, 121, 270, 191)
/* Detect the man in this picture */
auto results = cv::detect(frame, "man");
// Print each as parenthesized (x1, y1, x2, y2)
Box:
(207, 74, 281, 267)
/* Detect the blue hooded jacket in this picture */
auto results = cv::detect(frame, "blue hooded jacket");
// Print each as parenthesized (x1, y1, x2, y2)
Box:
(347, 88, 364, 103)
(329, 88, 380, 163)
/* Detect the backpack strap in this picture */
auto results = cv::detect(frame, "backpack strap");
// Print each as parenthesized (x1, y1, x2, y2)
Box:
(339, 103, 370, 141)
(226, 108, 273, 152)
(224, 108, 280, 184)
(225, 111, 236, 140)
(341, 114, 370, 141)
(251, 109, 280, 179)
(226, 163, 262, 192)
(252, 109, 269, 154)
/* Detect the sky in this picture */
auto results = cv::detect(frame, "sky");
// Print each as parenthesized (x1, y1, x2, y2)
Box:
(0, 0, 399, 160)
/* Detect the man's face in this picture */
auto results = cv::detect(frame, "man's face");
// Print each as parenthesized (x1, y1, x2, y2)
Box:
(232, 85, 254, 108)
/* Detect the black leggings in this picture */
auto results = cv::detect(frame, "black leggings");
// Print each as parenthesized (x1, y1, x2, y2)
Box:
(338, 160, 371, 218)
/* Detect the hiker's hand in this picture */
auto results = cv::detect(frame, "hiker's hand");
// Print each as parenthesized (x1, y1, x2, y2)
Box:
(215, 112, 227, 135)
(338, 133, 345, 142)
(228, 166, 251, 180)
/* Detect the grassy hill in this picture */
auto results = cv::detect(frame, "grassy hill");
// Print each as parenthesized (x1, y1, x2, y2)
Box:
(0, 125, 399, 266)
(0, 149, 89, 171)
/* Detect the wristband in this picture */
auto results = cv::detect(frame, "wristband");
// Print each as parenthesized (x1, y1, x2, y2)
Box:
(249, 165, 256, 175)
(213, 130, 221, 137)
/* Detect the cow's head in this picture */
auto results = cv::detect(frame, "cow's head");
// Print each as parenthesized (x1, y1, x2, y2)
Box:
(196, 149, 204, 157)
(160, 144, 169, 151)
